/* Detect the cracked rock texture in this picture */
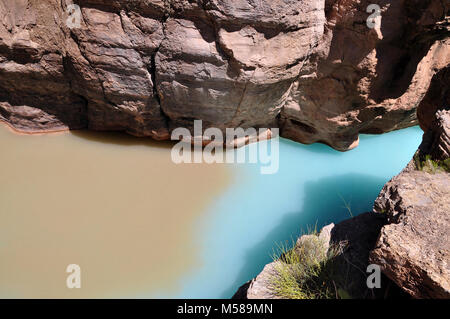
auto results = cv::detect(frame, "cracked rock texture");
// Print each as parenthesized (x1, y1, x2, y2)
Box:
(0, 0, 449, 150)
(371, 169, 450, 299)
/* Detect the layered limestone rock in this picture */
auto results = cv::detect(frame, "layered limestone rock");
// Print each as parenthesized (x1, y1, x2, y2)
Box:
(0, 0, 449, 150)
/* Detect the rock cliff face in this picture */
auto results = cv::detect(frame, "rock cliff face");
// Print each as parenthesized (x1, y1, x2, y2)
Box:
(0, 0, 449, 150)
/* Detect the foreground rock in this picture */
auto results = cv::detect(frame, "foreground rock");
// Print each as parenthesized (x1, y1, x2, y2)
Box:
(370, 169, 450, 299)
(0, 0, 449, 150)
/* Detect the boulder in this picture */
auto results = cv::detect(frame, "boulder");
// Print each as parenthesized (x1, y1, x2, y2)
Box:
(370, 170, 450, 299)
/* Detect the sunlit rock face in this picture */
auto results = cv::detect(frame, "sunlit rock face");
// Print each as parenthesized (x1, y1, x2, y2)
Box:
(0, 0, 449, 150)
(371, 168, 450, 299)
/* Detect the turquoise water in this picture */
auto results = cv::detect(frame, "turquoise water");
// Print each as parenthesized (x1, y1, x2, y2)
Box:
(154, 126, 423, 298)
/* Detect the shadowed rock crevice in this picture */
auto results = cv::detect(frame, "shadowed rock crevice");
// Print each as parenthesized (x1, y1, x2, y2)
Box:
(369, 0, 449, 102)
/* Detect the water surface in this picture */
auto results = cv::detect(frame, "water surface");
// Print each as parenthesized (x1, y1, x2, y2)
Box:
(0, 123, 423, 298)
(162, 126, 423, 298)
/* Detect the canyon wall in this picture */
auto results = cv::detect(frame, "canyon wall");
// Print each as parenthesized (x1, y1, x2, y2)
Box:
(0, 0, 448, 150)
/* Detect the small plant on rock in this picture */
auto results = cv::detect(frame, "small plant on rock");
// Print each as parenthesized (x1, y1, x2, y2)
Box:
(269, 230, 349, 299)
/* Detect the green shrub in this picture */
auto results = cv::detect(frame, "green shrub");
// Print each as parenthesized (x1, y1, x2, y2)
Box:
(269, 232, 349, 299)
(414, 153, 450, 173)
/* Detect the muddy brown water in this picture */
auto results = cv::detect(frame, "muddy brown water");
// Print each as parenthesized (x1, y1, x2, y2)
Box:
(0, 124, 231, 298)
